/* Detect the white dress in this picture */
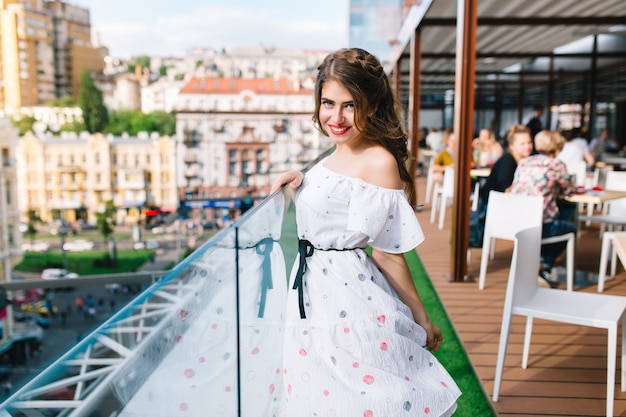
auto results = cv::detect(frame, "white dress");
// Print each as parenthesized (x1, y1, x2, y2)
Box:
(282, 159, 461, 416)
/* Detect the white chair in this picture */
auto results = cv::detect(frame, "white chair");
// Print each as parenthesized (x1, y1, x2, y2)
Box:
(586, 164, 614, 225)
(430, 166, 454, 230)
(565, 159, 588, 187)
(478, 191, 575, 291)
(584, 171, 626, 237)
(598, 231, 626, 292)
(424, 160, 437, 203)
(492, 226, 626, 417)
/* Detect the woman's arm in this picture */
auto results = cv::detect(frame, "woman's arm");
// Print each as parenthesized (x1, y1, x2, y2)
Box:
(371, 249, 443, 351)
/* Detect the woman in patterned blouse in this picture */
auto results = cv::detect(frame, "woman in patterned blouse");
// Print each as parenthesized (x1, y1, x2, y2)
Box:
(510, 129, 577, 281)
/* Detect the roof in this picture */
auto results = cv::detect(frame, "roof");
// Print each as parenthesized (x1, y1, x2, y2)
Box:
(179, 77, 312, 96)
(393, 0, 626, 104)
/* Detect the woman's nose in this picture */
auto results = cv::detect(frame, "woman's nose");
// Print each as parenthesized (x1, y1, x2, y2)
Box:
(333, 108, 345, 123)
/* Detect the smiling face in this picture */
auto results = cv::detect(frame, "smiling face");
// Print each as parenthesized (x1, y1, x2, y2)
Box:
(509, 131, 533, 160)
(318, 80, 362, 147)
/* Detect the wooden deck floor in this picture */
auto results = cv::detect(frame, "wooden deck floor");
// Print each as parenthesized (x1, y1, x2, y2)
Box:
(413, 176, 626, 417)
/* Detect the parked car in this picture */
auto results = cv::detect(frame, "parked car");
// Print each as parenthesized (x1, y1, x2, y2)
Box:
(13, 312, 51, 328)
(133, 240, 160, 250)
(41, 268, 79, 280)
(63, 239, 94, 251)
(20, 300, 58, 317)
(21, 240, 50, 252)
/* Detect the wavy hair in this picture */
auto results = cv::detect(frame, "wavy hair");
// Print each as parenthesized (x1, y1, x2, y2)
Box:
(312, 48, 414, 202)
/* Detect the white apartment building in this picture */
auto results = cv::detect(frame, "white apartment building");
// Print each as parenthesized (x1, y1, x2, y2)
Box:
(175, 76, 330, 204)
(0, 119, 22, 282)
(16, 131, 178, 225)
(141, 78, 185, 114)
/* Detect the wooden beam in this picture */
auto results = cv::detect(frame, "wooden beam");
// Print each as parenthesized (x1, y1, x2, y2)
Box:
(450, 0, 477, 282)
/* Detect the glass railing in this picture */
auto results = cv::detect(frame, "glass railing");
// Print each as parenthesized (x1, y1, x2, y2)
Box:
(0, 185, 299, 417)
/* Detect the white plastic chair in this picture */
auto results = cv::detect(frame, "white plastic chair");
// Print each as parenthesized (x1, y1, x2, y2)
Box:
(584, 171, 626, 237)
(565, 160, 588, 187)
(424, 160, 437, 203)
(478, 191, 575, 291)
(492, 226, 626, 417)
(430, 167, 454, 230)
(586, 164, 614, 225)
(598, 231, 626, 292)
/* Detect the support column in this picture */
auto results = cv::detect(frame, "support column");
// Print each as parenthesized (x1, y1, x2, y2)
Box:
(408, 28, 422, 208)
(588, 34, 598, 137)
(450, 0, 477, 282)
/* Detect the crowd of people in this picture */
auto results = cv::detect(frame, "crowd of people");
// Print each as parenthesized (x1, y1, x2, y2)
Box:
(418, 107, 623, 288)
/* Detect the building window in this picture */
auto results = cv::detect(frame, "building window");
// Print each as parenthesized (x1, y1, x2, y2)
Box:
(2, 148, 9, 167)
(5, 181, 11, 205)
(95, 152, 100, 164)
(8, 225, 14, 246)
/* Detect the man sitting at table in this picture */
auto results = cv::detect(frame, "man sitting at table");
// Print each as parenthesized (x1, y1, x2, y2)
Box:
(510, 129, 577, 285)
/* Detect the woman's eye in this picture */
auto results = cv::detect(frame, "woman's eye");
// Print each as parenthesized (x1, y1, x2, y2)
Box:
(345, 103, 354, 109)
(321, 100, 333, 107)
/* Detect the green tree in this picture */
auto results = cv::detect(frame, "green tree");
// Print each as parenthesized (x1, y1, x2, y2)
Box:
(10, 116, 36, 136)
(50, 95, 76, 107)
(96, 200, 116, 247)
(78, 69, 108, 133)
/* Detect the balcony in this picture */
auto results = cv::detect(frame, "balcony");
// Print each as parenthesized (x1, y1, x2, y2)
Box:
(182, 129, 202, 147)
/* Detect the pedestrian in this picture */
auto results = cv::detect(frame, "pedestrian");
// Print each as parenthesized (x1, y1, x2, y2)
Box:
(271, 48, 460, 416)
(75, 297, 84, 313)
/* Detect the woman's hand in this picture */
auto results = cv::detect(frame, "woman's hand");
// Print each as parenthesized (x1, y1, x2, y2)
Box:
(271, 171, 304, 193)
(420, 319, 443, 352)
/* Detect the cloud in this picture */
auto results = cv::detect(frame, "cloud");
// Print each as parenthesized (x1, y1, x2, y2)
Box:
(93, 3, 347, 57)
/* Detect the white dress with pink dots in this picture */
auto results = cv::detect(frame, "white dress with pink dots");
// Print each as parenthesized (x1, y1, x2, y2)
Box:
(282, 160, 461, 416)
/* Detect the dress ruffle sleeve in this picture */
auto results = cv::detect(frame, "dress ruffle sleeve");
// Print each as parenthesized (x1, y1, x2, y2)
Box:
(346, 183, 425, 253)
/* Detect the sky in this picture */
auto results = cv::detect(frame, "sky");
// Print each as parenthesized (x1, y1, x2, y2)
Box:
(71, 0, 350, 58)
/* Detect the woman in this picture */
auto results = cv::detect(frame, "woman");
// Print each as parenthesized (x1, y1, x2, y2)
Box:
(472, 128, 503, 167)
(273, 48, 460, 416)
(510, 129, 577, 280)
(479, 124, 534, 204)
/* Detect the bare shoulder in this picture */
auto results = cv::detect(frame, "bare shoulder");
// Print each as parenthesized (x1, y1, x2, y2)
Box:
(360, 147, 402, 189)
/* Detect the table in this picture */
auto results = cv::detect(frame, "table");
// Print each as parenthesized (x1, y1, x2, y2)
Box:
(470, 168, 491, 178)
(564, 189, 626, 205)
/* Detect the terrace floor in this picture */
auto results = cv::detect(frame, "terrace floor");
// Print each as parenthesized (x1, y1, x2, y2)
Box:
(413, 176, 626, 417)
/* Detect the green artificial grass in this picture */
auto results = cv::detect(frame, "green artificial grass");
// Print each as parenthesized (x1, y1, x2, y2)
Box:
(406, 249, 496, 417)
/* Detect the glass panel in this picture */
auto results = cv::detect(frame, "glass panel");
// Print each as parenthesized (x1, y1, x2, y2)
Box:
(0, 190, 291, 417)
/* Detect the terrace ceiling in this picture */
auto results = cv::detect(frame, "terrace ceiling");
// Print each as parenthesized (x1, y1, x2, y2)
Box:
(393, 0, 626, 105)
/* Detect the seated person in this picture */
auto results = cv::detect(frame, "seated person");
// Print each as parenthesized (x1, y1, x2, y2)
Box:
(431, 127, 456, 183)
(479, 124, 533, 205)
(472, 128, 503, 168)
(510, 130, 577, 285)
(588, 128, 619, 158)
(557, 127, 595, 168)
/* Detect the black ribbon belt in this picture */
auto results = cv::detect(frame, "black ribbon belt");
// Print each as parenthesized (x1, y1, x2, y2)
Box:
(254, 237, 275, 319)
(293, 240, 360, 319)
(294, 239, 315, 319)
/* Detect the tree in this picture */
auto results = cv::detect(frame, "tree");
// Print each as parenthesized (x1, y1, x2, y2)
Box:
(96, 200, 116, 247)
(78, 69, 108, 133)
(10, 116, 36, 136)
(50, 95, 76, 107)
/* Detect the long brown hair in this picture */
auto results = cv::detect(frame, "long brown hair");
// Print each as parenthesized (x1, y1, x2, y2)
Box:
(312, 48, 414, 202)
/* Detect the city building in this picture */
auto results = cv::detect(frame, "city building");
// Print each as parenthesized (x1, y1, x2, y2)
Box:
(175, 76, 330, 220)
(349, 0, 407, 65)
(0, 119, 22, 283)
(16, 131, 177, 225)
(0, 0, 104, 111)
